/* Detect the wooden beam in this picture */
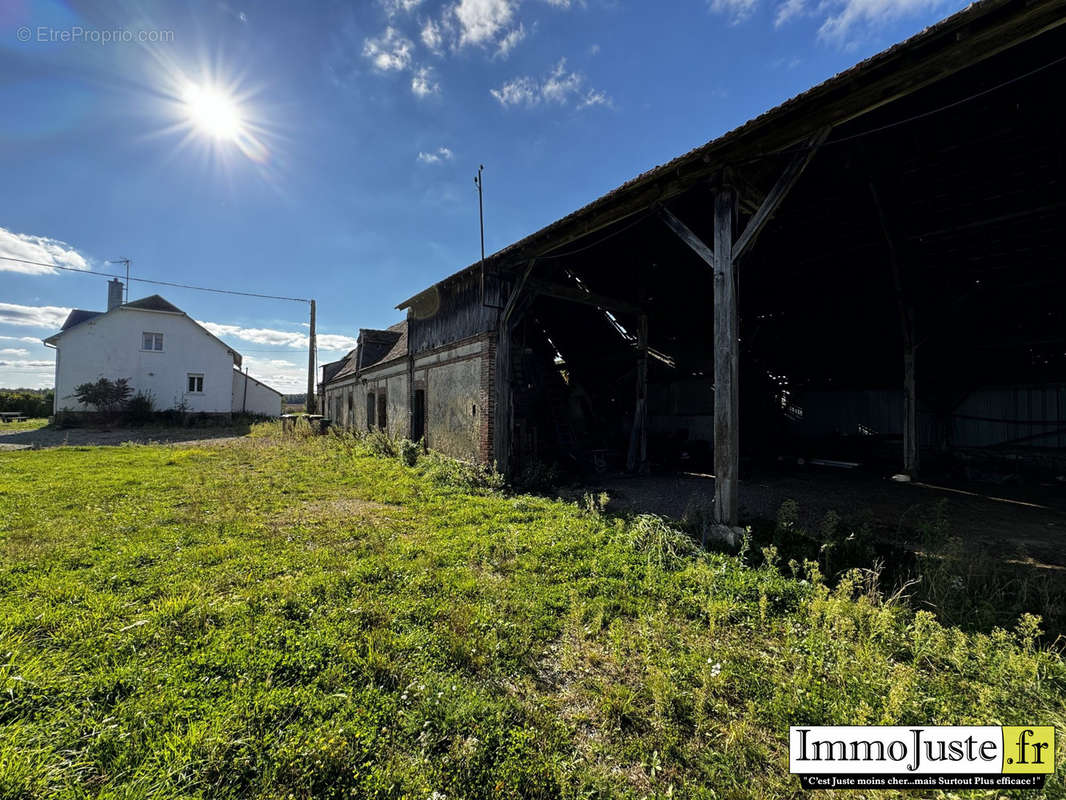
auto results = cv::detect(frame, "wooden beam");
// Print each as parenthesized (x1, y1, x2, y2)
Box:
(502, 258, 537, 327)
(732, 127, 831, 262)
(626, 313, 649, 474)
(713, 187, 739, 528)
(494, 259, 537, 477)
(526, 279, 642, 317)
(659, 208, 714, 270)
(869, 182, 919, 477)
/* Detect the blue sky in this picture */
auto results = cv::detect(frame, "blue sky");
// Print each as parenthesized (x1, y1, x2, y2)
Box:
(1, 0, 966, 392)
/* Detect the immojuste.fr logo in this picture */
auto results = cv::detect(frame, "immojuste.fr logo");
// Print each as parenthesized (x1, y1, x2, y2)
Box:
(789, 726, 1056, 790)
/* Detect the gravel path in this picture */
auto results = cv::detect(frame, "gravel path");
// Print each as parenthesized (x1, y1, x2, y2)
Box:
(0, 425, 250, 451)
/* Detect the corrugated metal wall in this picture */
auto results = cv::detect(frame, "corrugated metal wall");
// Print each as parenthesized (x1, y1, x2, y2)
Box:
(794, 384, 1066, 449)
(953, 384, 1066, 449)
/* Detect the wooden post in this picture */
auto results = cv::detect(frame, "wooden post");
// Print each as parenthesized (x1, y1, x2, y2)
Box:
(903, 335, 918, 476)
(713, 186, 739, 528)
(626, 312, 649, 473)
(869, 183, 919, 477)
(306, 299, 317, 414)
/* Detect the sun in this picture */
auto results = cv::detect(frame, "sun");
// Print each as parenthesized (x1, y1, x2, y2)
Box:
(182, 83, 243, 141)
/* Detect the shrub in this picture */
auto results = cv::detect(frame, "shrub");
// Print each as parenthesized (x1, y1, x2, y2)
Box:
(417, 451, 504, 492)
(397, 438, 421, 467)
(362, 430, 396, 458)
(71, 377, 132, 417)
(124, 391, 155, 425)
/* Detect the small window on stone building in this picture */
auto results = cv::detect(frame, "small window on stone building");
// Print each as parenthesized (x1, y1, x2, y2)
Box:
(142, 332, 163, 351)
(366, 392, 375, 429)
(377, 392, 387, 431)
(347, 391, 353, 424)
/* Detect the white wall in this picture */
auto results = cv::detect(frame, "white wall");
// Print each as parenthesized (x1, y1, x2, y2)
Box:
(52, 308, 238, 414)
(231, 370, 282, 417)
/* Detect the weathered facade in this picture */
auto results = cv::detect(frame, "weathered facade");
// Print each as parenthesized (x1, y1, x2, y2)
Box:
(323, 0, 1066, 514)
(321, 278, 498, 463)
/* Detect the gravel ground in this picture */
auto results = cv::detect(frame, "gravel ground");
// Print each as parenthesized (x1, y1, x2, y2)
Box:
(0, 425, 250, 451)
(576, 467, 1066, 570)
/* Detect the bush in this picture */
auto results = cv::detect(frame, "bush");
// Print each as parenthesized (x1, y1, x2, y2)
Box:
(71, 377, 132, 417)
(362, 430, 396, 458)
(397, 438, 421, 467)
(124, 391, 155, 425)
(417, 451, 505, 493)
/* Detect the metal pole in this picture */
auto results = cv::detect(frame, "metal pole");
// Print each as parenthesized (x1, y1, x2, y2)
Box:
(307, 299, 317, 414)
(475, 165, 485, 264)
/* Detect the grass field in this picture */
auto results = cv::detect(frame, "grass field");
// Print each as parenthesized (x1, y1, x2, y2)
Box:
(1, 428, 1063, 799)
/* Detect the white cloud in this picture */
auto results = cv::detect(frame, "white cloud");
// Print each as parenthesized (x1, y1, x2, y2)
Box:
(491, 75, 539, 107)
(0, 302, 71, 329)
(241, 355, 308, 393)
(0, 359, 52, 369)
(417, 146, 455, 164)
(0, 335, 43, 344)
(494, 23, 526, 58)
(198, 321, 357, 353)
(0, 227, 90, 275)
(707, 0, 758, 23)
(0, 348, 30, 357)
(541, 58, 583, 103)
(492, 58, 610, 109)
(453, 0, 516, 47)
(383, 0, 424, 17)
(774, 0, 807, 25)
(420, 17, 445, 52)
(317, 334, 359, 351)
(411, 66, 441, 97)
(817, 0, 949, 44)
(363, 26, 414, 72)
(578, 88, 610, 108)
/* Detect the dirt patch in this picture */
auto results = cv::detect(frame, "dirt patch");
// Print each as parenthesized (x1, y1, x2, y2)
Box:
(579, 468, 1066, 570)
(0, 425, 251, 451)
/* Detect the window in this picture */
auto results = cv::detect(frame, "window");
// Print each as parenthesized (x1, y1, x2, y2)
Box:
(187, 374, 204, 393)
(346, 391, 353, 426)
(366, 392, 375, 429)
(377, 392, 387, 431)
(142, 332, 163, 351)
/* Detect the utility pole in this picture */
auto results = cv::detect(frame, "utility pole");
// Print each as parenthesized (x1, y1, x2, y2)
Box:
(474, 164, 485, 264)
(306, 299, 317, 414)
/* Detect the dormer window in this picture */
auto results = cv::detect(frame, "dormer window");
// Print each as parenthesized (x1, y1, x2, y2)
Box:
(142, 332, 163, 351)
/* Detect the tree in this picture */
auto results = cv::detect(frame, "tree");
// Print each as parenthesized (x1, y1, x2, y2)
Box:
(72, 378, 133, 416)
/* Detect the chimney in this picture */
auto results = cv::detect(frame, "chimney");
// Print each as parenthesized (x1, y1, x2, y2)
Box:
(107, 279, 124, 311)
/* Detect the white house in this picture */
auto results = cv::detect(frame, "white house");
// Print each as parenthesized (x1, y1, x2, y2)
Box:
(43, 279, 282, 417)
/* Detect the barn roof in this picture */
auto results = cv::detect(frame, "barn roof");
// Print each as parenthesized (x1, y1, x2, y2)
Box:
(326, 320, 408, 384)
(398, 0, 1066, 310)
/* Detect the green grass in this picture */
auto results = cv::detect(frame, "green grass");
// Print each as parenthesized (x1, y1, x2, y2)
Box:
(0, 417, 49, 433)
(0, 428, 1063, 799)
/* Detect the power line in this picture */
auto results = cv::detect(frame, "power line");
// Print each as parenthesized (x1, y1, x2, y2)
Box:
(0, 255, 310, 303)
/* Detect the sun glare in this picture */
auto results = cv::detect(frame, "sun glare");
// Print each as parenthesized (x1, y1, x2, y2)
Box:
(183, 83, 243, 141)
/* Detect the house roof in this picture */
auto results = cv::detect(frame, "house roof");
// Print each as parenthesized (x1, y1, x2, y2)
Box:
(60, 309, 103, 331)
(124, 294, 183, 313)
(397, 0, 1066, 310)
(43, 294, 243, 368)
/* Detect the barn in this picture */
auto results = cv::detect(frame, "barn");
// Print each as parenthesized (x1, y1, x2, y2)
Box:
(321, 0, 1065, 534)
